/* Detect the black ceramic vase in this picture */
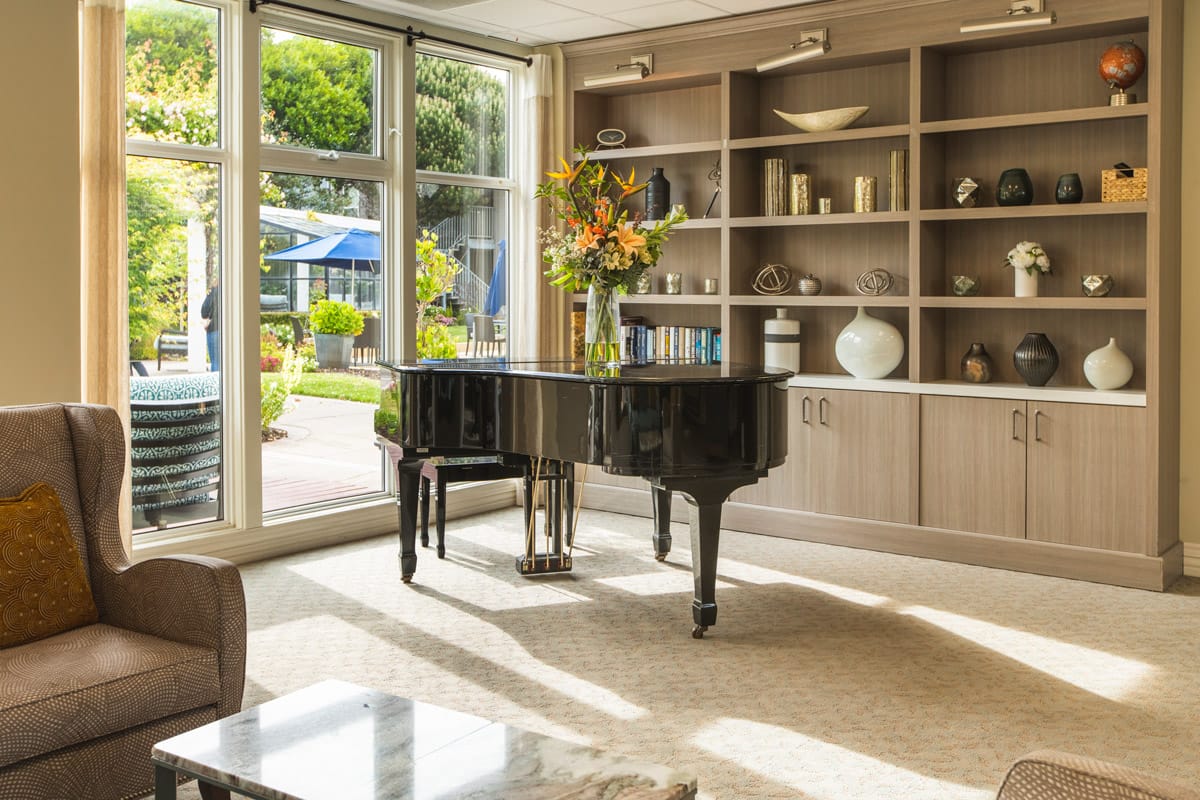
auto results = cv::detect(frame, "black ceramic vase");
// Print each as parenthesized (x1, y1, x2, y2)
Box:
(996, 168, 1033, 206)
(646, 167, 670, 220)
(960, 342, 994, 383)
(1055, 173, 1083, 204)
(1013, 332, 1059, 386)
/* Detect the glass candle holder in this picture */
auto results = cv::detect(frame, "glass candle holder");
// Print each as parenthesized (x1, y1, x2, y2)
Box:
(664, 272, 683, 294)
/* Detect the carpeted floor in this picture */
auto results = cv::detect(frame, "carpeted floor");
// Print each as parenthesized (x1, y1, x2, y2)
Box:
(171, 507, 1200, 798)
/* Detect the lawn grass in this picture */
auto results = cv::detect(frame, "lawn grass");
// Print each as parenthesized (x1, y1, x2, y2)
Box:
(262, 370, 378, 403)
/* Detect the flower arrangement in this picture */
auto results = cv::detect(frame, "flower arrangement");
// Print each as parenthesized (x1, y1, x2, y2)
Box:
(535, 149, 688, 295)
(1005, 241, 1051, 276)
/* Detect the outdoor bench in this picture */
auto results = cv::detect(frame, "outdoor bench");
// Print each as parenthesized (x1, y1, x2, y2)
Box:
(154, 329, 189, 369)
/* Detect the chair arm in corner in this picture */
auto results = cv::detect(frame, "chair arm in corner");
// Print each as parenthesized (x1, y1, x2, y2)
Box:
(997, 750, 1200, 800)
(98, 555, 246, 718)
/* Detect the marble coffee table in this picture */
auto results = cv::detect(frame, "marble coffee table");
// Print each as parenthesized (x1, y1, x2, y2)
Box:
(152, 679, 697, 800)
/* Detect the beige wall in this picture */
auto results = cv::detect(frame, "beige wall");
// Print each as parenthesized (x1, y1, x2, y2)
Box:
(0, 0, 81, 405)
(1180, 2, 1200, 544)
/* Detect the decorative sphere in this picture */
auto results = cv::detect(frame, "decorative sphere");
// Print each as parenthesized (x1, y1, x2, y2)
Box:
(752, 263, 792, 295)
(1098, 41, 1146, 90)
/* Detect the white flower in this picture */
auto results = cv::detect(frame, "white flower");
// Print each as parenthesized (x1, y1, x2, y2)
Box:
(1007, 241, 1051, 275)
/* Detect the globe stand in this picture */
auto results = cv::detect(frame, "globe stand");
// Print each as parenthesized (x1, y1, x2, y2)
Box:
(1108, 85, 1136, 106)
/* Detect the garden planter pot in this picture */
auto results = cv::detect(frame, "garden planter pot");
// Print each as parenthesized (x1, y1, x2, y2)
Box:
(314, 332, 353, 369)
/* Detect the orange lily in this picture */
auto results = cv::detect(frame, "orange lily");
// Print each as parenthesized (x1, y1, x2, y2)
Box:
(609, 223, 646, 256)
(576, 227, 603, 250)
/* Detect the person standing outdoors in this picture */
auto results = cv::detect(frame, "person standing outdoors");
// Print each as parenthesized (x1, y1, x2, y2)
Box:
(201, 282, 219, 372)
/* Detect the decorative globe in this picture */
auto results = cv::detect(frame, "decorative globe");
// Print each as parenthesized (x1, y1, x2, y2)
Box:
(1098, 41, 1146, 90)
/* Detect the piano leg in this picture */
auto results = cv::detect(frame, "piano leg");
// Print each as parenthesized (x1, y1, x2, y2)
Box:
(656, 474, 762, 639)
(396, 459, 423, 583)
(651, 486, 672, 561)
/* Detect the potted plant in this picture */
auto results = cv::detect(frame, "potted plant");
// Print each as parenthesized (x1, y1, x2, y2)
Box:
(308, 299, 363, 369)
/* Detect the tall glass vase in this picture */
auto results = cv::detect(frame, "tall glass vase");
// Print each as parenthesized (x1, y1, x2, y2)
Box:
(585, 283, 620, 365)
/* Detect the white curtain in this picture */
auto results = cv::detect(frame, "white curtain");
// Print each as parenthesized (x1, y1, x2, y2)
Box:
(510, 51, 568, 359)
(80, 0, 132, 545)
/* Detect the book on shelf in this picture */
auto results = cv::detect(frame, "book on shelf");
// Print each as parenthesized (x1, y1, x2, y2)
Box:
(617, 322, 722, 364)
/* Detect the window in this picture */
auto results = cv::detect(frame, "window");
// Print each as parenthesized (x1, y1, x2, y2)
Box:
(415, 51, 513, 359)
(125, 0, 226, 533)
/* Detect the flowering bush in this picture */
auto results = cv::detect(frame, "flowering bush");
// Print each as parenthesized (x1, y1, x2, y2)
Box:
(415, 230, 460, 359)
(535, 149, 687, 294)
(1005, 241, 1051, 276)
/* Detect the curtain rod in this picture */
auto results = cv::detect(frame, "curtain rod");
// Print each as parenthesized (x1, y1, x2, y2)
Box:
(248, 0, 534, 66)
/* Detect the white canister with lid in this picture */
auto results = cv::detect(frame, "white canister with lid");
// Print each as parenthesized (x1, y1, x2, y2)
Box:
(763, 308, 800, 373)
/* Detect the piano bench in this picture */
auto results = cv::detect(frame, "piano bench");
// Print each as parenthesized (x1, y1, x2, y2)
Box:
(419, 457, 525, 557)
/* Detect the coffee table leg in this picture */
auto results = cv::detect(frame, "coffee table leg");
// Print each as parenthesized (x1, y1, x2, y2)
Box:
(198, 780, 232, 800)
(154, 765, 177, 800)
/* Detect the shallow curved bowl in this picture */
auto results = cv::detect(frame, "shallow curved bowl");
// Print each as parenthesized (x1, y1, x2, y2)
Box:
(773, 105, 869, 133)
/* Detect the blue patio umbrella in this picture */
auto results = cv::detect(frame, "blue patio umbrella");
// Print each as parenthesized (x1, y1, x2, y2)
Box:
(483, 239, 507, 316)
(264, 228, 380, 299)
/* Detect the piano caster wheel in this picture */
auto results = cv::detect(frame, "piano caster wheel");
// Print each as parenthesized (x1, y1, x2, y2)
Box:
(655, 553, 667, 562)
(691, 625, 708, 639)
(401, 575, 413, 584)
(437, 547, 446, 559)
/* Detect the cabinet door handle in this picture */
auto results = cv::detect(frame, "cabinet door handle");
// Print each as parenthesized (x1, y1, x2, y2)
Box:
(801, 395, 810, 424)
(1011, 408, 1020, 440)
(1034, 409, 1043, 442)
(818, 396, 828, 426)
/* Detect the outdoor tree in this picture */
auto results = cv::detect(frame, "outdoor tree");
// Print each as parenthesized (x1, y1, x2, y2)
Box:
(415, 232, 459, 359)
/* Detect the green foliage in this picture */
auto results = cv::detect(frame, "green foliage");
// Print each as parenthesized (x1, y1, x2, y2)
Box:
(414, 231, 459, 359)
(309, 299, 364, 336)
(280, 372, 379, 403)
(260, 344, 303, 433)
(417, 324, 458, 359)
(261, 30, 374, 153)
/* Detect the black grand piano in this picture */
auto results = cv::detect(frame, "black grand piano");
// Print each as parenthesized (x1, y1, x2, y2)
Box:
(375, 359, 789, 637)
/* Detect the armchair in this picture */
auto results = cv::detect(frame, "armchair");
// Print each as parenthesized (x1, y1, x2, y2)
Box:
(997, 750, 1199, 800)
(0, 403, 246, 800)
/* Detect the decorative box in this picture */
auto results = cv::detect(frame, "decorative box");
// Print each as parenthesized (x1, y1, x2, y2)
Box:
(1100, 167, 1148, 202)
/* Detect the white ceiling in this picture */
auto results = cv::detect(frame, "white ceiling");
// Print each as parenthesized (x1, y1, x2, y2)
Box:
(339, 0, 836, 46)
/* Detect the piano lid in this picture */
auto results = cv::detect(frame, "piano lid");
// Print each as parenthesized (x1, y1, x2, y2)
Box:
(376, 358, 792, 385)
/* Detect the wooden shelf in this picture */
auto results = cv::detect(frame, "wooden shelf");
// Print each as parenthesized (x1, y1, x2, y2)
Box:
(730, 211, 909, 228)
(732, 295, 909, 308)
(783, 374, 1146, 407)
(920, 103, 1149, 134)
(920, 202, 1148, 221)
(920, 297, 1147, 310)
(675, 218, 722, 230)
(580, 141, 723, 161)
(573, 293, 721, 305)
(728, 124, 911, 151)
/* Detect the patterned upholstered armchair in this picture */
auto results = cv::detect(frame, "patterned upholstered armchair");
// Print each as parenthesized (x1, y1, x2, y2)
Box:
(997, 750, 1199, 800)
(0, 403, 245, 799)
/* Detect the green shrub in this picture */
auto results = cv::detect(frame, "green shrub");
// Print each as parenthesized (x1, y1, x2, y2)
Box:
(309, 299, 364, 336)
(417, 322, 457, 359)
(261, 344, 303, 433)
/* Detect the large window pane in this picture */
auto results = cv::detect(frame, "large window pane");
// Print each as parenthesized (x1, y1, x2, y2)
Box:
(127, 156, 223, 532)
(260, 173, 386, 511)
(416, 53, 509, 178)
(261, 28, 377, 155)
(415, 183, 509, 358)
(126, 0, 219, 147)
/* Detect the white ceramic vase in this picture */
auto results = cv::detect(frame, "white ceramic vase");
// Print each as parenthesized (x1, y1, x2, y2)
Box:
(1083, 337, 1133, 390)
(835, 307, 904, 379)
(763, 307, 800, 373)
(1014, 268, 1039, 297)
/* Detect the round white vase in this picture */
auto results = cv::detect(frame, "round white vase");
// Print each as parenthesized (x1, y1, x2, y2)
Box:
(1014, 268, 1039, 297)
(763, 307, 800, 373)
(835, 307, 904, 379)
(1083, 337, 1133, 390)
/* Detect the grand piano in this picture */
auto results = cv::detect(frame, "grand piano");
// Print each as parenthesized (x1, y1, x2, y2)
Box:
(375, 359, 789, 637)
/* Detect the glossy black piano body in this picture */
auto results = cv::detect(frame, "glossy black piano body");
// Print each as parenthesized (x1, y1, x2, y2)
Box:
(375, 359, 789, 636)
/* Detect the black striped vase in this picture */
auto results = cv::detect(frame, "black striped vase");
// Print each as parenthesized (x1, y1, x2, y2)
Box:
(1013, 332, 1059, 387)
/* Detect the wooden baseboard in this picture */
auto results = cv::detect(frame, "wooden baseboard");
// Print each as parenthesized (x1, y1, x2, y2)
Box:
(581, 484, 1183, 591)
(1184, 542, 1200, 578)
(132, 480, 518, 566)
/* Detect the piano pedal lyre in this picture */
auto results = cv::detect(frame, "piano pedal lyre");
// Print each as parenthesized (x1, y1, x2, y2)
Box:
(517, 458, 575, 576)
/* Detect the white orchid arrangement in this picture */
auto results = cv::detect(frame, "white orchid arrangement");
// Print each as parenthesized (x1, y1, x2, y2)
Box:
(1005, 241, 1051, 276)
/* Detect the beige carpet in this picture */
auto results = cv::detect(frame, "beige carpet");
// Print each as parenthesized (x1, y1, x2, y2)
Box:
(174, 507, 1200, 799)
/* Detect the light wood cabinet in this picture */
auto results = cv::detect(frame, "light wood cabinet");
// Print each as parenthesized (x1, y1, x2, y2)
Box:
(1026, 402, 1147, 552)
(564, 0, 1181, 589)
(920, 396, 1026, 538)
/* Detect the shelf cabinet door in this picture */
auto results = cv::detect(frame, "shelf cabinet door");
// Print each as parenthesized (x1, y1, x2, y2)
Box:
(1026, 402, 1148, 553)
(732, 388, 811, 510)
(808, 389, 911, 524)
(919, 396, 1027, 538)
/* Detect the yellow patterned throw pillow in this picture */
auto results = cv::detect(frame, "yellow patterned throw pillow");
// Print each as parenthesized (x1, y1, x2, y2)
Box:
(0, 482, 99, 648)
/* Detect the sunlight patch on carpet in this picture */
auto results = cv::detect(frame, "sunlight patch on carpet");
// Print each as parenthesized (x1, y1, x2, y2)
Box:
(900, 606, 1154, 701)
(692, 719, 992, 799)
(716, 559, 891, 607)
(596, 569, 733, 596)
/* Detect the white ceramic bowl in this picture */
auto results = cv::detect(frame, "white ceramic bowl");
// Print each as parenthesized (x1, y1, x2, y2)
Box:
(773, 106, 870, 133)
